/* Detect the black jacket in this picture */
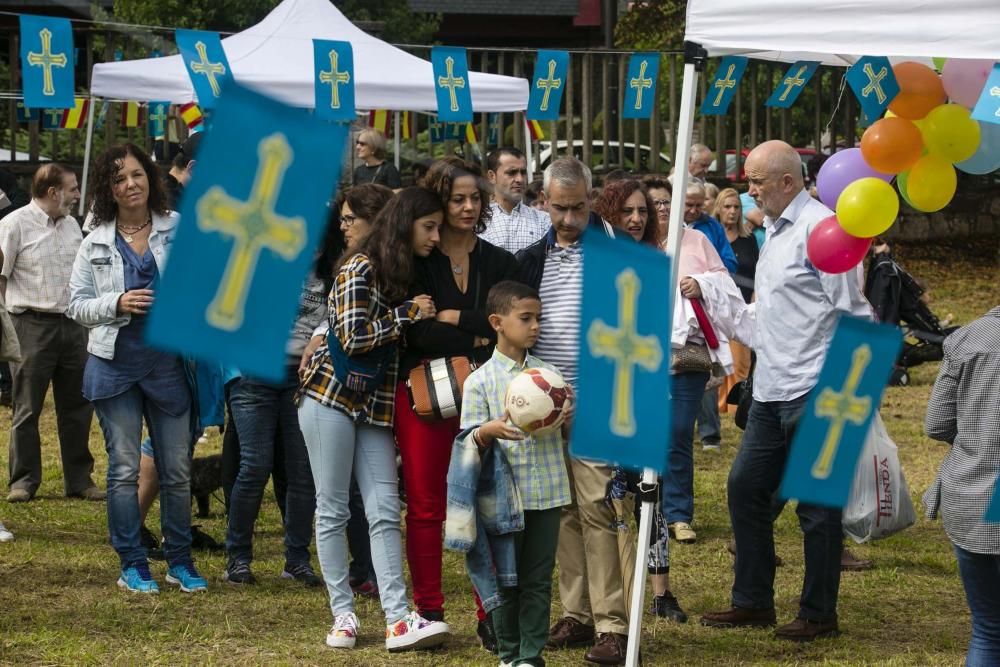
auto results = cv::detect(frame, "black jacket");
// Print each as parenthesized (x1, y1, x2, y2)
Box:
(515, 212, 611, 290)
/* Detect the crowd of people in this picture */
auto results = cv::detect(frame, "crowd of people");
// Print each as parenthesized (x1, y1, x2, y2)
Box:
(0, 132, 997, 666)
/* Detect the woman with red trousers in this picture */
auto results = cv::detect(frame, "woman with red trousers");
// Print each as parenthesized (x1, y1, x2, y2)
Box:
(394, 157, 518, 653)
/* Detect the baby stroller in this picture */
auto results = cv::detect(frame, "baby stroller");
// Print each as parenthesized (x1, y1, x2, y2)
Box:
(864, 250, 957, 386)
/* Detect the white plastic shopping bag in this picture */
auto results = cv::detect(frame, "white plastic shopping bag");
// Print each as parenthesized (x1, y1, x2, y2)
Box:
(843, 413, 917, 543)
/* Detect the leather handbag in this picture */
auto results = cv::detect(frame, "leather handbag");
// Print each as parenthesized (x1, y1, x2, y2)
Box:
(326, 329, 395, 393)
(671, 342, 713, 373)
(407, 357, 475, 421)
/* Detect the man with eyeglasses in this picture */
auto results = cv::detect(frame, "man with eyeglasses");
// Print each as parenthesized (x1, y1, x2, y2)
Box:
(683, 182, 737, 273)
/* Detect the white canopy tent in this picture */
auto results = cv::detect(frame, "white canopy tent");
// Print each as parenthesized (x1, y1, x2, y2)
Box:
(627, 3, 1000, 664)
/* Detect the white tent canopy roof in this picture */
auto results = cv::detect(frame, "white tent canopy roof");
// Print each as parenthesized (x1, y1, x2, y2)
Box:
(685, 0, 1000, 66)
(91, 0, 528, 111)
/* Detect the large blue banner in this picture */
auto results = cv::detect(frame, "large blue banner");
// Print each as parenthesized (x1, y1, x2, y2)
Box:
(313, 40, 355, 122)
(20, 15, 74, 109)
(623, 53, 660, 119)
(431, 46, 473, 123)
(527, 50, 569, 122)
(175, 29, 233, 110)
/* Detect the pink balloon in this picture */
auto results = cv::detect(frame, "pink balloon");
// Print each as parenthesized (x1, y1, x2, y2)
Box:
(806, 215, 873, 274)
(941, 59, 995, 108)
(816, 148, 893, 209)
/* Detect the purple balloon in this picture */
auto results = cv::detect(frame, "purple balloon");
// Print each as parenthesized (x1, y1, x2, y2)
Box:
(816, 148, 893, 209)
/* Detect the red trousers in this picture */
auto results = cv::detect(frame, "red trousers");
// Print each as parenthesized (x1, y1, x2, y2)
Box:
(394, 382, 485, 620)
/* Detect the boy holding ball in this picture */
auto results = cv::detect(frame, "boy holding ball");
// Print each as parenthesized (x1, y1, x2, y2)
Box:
(461, 280, 573, 667)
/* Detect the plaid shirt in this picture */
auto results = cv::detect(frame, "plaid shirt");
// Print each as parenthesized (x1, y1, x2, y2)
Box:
(0, 200, 82, 313)
(298, 254, 418, 426)
(480, 201, 550, 254)
(460, 347, 571, 511)
(923, 306, 1000, 554)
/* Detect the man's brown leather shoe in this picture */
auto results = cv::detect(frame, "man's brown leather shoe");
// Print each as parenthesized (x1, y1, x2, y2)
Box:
(774, 617, 840, 642)
(701, 606, 777, 628)
(841, 548, 874, 571)
(546, 616, 595, 649)
(584, 632, 626, 665)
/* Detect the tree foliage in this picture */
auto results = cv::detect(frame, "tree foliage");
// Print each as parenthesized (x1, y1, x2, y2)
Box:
(613, 0, 686, 51)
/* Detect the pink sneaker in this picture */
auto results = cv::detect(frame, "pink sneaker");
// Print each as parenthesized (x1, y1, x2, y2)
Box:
(385, 611, 450, 652)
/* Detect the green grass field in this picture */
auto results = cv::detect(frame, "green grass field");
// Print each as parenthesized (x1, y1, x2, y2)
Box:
(1, 243, 997, 665)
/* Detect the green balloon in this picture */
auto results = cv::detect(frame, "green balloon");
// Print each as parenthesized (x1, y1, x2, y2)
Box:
(932, 57, 946, 72)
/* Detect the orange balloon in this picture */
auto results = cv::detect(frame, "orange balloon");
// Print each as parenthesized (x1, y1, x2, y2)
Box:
(860, 117, 924, 174)
(888, 62, 946, 120)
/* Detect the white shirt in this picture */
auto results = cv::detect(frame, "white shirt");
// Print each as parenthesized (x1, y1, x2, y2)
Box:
(753, 189, 872, 402)
(0, 200, 83, 314)
(480, 201, 550, 254)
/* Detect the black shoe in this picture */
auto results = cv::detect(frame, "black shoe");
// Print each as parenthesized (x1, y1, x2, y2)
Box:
(281, 562, 322, 588)
(190, 525, 224, 551)
(420, 609, 445, 622)
(0, 391, 12, 408)
(141, 524, 164, 561)
(651, 592, 688, 623)
(223, 561, 257, 585)
(476, 617, 498, 655)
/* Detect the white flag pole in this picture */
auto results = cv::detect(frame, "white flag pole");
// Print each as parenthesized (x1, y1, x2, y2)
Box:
(79, 95, 98, 217)
(393, 111, 401, 171)
(524, 114, 535, 182)
(624, 42, 706, 667)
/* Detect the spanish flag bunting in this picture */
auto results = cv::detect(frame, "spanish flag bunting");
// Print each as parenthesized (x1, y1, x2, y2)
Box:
(180, 102, 203, 129)
(527, 119, 545, 142)
(368, 109, 390, 135)
(60, 98, 90, 129)
(464, 122, 479, 145)
(401, 111, 415, 140)
(120, 101, 143, 128)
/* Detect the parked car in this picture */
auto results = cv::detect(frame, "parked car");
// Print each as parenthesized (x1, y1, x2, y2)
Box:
(531, 140, 671, 178)
(710, 147, 819, 183)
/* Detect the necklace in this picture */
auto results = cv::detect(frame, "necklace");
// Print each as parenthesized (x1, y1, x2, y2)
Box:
(117, 216, 151, 243)
(444, 237, 476, 275)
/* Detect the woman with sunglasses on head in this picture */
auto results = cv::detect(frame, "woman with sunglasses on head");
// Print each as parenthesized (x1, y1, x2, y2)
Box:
(352, 129, 402, 189)
(298, 186, 448, 653)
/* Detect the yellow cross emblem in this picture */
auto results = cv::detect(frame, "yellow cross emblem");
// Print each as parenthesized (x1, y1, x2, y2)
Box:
(712, 63, 738, 107)
(190, 41, 227, 98)
(536, 59, 562, 112)
(319, 50, 351, 110)
(587, 268, 663, 437)
(26, 29, 68, 97)
(811, 345, 873, 479)
(629, 60, 654, 111)
(197, 133, 307, 331)
(861, 63, 889, 104)
(778, 65, 809, 103)
(437, 56, 466, 113)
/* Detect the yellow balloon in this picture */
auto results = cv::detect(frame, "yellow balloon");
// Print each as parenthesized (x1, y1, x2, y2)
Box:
(907, 154, 957, 212)
(921, 103, 980, 163)
(885, 108, 925, 132)
(836, 177, 900, 238)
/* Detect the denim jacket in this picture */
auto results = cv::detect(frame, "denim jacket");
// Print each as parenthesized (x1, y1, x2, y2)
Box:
(67, 212, 178, 360)
(445, 427, 523, 613)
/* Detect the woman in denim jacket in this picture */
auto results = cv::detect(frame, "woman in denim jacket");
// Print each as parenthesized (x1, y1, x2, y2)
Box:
(67, 143, 206, 595)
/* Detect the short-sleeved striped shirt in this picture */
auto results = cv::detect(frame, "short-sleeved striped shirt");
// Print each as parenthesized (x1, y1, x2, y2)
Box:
(460, 347, 571, 510)
(532, 238, 583, 389)
(298, 254, 418, 426)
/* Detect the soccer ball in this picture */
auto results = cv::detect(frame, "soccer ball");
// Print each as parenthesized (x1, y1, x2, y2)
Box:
(504, 367, 574, 435)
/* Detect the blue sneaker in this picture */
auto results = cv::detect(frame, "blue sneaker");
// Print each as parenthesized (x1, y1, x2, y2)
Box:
(118, 563, 159, 594)
(166, 561, 208, 593)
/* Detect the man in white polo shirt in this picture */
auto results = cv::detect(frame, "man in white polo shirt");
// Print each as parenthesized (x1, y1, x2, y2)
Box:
(481, 147, 550, 254)
(0, 163, 101, 503)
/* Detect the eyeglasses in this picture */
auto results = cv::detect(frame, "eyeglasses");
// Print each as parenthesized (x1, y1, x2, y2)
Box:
(341, 214, 362, 226)
(652, 199, 671, 209)
(356, 140, 369, 147)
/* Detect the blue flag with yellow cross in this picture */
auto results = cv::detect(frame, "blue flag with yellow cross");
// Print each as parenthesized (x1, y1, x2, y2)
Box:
(780, 316, 902, 508)
(701, 56, 747, 116)
(846, 56, 899, 124)
(572, 229, 673, 474)
(766, 60, 820, 109)
(431, 46, 473, 123)
(146, 82, 349, 382)
(20, 15, 75, 109)
(527, 50, 569, 122)
(313, 40, 355, 122)
(623, 53, 660, 119)
(176, 29, 233, 110)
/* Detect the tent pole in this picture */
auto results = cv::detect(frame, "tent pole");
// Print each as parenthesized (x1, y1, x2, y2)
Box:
(79, 95, 98, 218)
(393, 111, 401, 171)
(624, 41, 706, 667)
(524, 114, 534, 182)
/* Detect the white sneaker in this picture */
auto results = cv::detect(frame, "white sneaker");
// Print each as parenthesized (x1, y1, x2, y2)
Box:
(0, 521, 13, 542)
(385, 611, 450, 652)
(326, 612, 359, 649)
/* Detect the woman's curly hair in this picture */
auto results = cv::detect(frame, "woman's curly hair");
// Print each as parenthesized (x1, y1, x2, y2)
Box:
(88, 143, 168, 224)
(594, 178, 660, 247)
(424, 156, 492, 234)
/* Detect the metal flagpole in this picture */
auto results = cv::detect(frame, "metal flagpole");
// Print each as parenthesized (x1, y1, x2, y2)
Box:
(524, 115, 534, 182)
(624, 41, 707, 667)
(393, 111, 401, 171)
(79, 95, 98, 217)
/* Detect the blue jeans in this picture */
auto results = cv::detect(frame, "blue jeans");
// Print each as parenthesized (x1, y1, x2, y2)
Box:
(954, 544, 1000, 666)
(226, 370, 315, 567)
(94, 386, 193, 568)
(727, 396, 842, 621)
(696, 386, 722, 445)
(661, 371, 710, 525)
(298, 397, 408, 623)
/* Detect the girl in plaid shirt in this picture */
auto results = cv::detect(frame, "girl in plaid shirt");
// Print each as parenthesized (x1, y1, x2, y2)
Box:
(297, 187, 449, 653)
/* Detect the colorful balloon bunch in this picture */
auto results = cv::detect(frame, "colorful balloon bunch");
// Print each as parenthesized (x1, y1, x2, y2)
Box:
(809, 58, 999, 274)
